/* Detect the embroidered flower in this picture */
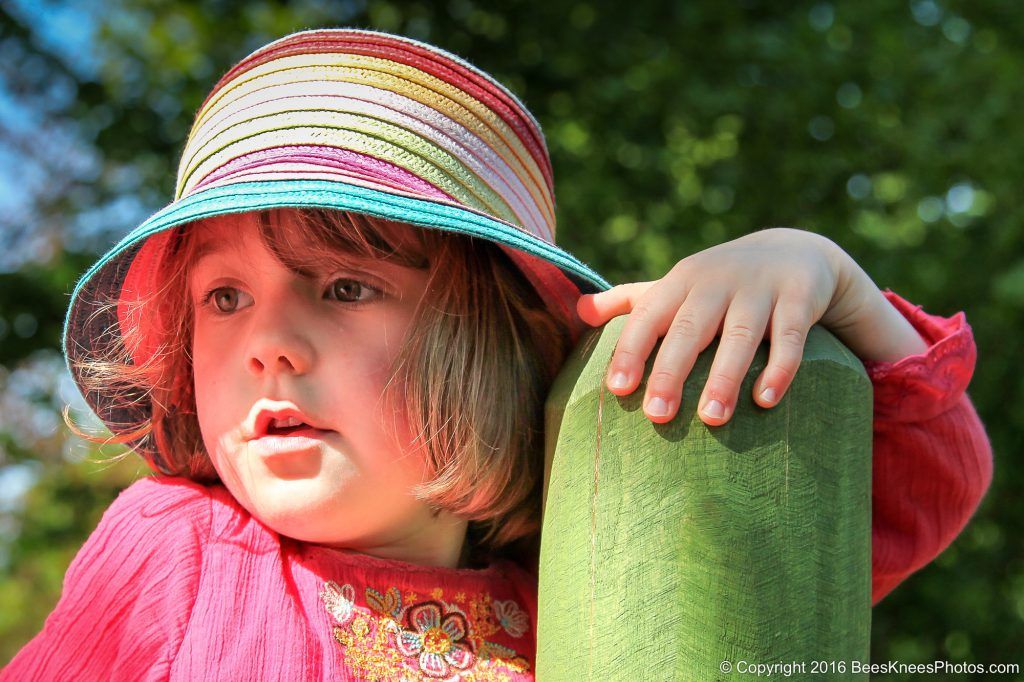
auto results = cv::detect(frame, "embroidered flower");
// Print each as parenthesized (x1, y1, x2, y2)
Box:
(492, 599, 529, 638)
(320, 581, 530, 680)
(320, 581, 357, 627)
(395, 601, 476, 678)
(366, 585, 403, 621)
(467, 593, 501, 638)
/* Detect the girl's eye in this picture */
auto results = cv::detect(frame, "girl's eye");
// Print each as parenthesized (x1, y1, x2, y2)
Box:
(327, 278, 381, 305)
(200, 287, 252, 314)
(199, 278, 380, 314)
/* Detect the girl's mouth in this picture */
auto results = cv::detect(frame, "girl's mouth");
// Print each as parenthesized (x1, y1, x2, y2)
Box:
(267, 423, 316, 436)
(250, 427, 335, 457)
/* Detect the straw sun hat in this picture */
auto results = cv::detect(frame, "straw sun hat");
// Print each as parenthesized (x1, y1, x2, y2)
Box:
(62, 27, 611, 439)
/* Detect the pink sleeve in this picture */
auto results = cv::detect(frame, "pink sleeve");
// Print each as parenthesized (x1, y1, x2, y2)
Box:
(863, 289, 993, 606)
(0, 476, 210, 681)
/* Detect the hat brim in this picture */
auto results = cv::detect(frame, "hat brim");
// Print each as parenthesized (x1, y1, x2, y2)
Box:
(62, 178, 612, 436)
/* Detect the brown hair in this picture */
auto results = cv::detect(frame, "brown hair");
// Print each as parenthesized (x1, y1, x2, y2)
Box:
(67, 207, 573, 564)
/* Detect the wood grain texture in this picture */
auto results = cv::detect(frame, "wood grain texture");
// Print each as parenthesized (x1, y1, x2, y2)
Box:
(537, 316, 873, 680)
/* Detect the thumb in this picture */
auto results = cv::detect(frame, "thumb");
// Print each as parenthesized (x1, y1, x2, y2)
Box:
(576, 282, 655, 326)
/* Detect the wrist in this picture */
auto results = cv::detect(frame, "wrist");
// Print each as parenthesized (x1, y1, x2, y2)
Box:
(821, 246, 929, 363)
(853, 289, 931, 362)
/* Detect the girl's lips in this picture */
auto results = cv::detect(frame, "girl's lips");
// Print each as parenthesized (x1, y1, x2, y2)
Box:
(248, 427, 334, 457)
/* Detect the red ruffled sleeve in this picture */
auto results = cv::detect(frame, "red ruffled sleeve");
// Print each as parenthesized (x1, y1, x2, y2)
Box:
(864, 289, 993, 606)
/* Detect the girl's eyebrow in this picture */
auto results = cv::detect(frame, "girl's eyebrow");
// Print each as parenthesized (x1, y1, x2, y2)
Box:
(191, 240, 234, 269)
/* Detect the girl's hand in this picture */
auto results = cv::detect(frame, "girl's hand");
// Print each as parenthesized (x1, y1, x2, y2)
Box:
(576, 227, 858, 426)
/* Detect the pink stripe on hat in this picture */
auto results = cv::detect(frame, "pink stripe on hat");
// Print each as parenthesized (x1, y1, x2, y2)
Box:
(194, 146, 454, 201)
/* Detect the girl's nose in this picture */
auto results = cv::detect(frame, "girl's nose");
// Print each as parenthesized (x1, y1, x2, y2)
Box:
(244, 303, 316, 377)
(247, 343, 314, 376)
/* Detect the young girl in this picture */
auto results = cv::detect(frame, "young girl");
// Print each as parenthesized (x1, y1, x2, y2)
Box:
(2, 28, 991, 680)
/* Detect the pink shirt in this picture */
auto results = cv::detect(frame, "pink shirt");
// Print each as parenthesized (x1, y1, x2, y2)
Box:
(1, 290, 993, 680)
(2, 476, 538, 681)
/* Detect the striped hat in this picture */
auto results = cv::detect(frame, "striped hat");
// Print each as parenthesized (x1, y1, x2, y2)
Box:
(63, 28, 610, 437)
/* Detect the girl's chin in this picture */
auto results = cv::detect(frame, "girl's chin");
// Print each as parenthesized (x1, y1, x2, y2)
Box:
(232, 468, 350, 510)
(254, 473, 356, 505)
(248, 487, 351, 538)
(261, 454, 323, 480)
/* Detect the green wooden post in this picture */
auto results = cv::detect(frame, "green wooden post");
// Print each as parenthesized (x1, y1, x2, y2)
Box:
(536, 316, 872, 680)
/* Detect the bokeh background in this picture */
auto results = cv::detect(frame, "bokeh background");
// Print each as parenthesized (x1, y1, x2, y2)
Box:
(1, 0, 1020, 672)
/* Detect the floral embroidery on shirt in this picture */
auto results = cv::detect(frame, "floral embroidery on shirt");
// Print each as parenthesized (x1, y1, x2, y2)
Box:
(492, 600, 529, 638)
(396, 601, 475, 677)
(366, 586, 403, 620)
(320, 580, 531, 681)
(321, 582, 357, 627)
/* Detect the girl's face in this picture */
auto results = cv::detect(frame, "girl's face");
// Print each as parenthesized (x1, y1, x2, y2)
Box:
(188, 210, 465, 565)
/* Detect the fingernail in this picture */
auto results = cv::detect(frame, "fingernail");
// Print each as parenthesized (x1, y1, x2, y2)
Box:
(609, 371, 630, 390)
(702, 399, 725, 419)
(760, 387, 777, 404)
(647, 396, 671, 417)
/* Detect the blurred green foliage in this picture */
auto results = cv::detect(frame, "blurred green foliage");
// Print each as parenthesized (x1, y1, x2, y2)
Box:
(1, 0, 1021, 673)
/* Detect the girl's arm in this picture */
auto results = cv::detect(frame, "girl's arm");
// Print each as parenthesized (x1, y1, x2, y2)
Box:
(0, 476, 209, 680)
(860, 289, 992, 604)
(576, 227, 993, 605)
(798, 248, 993, 603)
(784, 247, 994, 603)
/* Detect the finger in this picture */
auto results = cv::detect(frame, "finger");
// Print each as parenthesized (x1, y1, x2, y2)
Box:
(695, 291, 773, 425)
(641, 289, 731, 423)
(752, 294, 813, 408)
(603, 279, 695, 397)
(577, 282, 656, 327)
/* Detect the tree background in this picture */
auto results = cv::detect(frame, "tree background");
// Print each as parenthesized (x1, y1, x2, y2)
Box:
(1, 0, 1020, 672)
